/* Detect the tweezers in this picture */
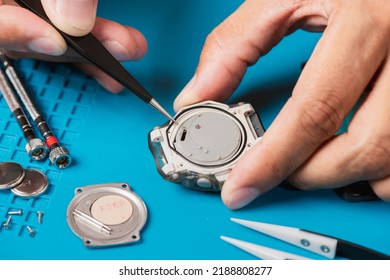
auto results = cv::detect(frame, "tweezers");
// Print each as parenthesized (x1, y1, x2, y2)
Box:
(221, 218, 390, 260)
(14, 0, 174, 122)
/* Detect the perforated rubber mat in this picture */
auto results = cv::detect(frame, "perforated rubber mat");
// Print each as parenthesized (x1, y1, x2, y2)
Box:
(0, 1, 389, 260)
(0, 59, 96, 238)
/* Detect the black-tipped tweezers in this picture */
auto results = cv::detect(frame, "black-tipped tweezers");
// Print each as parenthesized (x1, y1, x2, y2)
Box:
(14, 0, 174, 122)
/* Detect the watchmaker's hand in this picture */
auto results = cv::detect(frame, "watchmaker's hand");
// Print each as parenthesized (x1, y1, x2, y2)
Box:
(175, 0, 390, 209)
(0, 0, 147, 93)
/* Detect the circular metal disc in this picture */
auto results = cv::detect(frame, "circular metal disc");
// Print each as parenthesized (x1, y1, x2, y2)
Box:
(91, 194, 133, 226)
(66, 183, 147, 247)
(173, 110, 243, 166)
(0, 162, 25, 190)
(11, 169, 49, 198)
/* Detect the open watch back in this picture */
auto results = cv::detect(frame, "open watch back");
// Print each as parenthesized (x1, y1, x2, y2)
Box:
(149, 101, 264, 191)
(66, 183, 147, 247)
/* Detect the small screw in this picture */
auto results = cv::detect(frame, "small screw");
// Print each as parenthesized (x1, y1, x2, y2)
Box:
(2, 216, 12, 229)
(8, 209, 23, 215)
(26, 226, 36, 237)
(37, 211, 43, 224)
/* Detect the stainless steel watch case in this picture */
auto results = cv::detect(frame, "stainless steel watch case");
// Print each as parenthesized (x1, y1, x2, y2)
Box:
(149, 101, 264, 191)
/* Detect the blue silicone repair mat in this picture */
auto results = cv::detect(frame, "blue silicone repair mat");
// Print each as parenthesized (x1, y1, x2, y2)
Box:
(1, 0, 390, 260)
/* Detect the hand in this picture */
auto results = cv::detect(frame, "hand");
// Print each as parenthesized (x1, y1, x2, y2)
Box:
(0, 0, 147, 92)
(174, 0, 390, 209)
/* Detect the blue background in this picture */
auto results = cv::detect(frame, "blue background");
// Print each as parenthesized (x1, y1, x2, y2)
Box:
(0, 0, 389, 260)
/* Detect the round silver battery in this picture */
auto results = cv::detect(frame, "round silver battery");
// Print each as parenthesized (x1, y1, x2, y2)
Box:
(66, 183, 147, 247)
(173, 109, 245, 166)
(11, 169, 49, 198)
(0, 162, 25, 190)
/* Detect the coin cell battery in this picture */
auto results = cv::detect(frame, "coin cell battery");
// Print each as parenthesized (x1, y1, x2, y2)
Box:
(0, 162, 25, 190)
(11, 169, 49, 198)
(66, 183, 147, 247)
(174, 110, 244, 166)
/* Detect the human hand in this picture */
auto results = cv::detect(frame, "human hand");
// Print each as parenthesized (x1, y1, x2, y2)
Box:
(0, 0, 147, 92)
(174, 0, 390, 209)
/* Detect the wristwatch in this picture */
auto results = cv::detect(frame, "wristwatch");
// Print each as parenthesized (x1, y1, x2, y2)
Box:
(148, 101, 265, 191)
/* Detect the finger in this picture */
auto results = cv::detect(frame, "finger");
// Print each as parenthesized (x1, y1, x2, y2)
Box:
(41, 0, 98, 37)
(221, 5, 389, 209)
(4, 17, 148, 62)
(173, 0, 325, 111)
(74, 18, 148, 93)
(288, 59, 390, 190)
(91, 18, 148, 61)
(0, 5, 66, 55)
(370, 177, 390, 201)
(76, 63, 123, 93)
(3, 14, 148, 94)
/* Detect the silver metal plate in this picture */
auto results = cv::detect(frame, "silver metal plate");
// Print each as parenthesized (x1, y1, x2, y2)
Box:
(0, 162, 25, 190)
(66, 183, 147, 248)
(11, 169, 49, 197)
(172, 108, 244, 166)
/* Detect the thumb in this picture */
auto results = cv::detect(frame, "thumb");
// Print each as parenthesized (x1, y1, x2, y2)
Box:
(173, 0, 298, 111)
(41, 0, 98, 37)
(0, 5, 66, 55)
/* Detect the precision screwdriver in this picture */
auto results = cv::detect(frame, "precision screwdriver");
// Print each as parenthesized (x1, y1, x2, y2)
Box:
(0, 53, 71, 169)
(0, 68, 48, 161)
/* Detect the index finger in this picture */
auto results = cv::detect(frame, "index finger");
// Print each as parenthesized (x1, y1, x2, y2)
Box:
(222, 4, 388, 209)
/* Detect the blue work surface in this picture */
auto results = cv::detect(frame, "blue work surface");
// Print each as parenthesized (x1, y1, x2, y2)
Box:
(1, 0, 389, 260)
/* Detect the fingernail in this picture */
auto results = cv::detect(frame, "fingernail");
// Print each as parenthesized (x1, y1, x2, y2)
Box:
(56, 0, 96, 31)
(223, 187, 261, 210)
(174, 75, 197, 111)
(27, 37, 66, 56)
(102, 40, 131, 61)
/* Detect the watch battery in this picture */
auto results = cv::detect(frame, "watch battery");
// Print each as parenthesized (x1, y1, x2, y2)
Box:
(11, 169, 49, 198)
(173, 109, 244, 166)
(0, 162, 25, 190)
